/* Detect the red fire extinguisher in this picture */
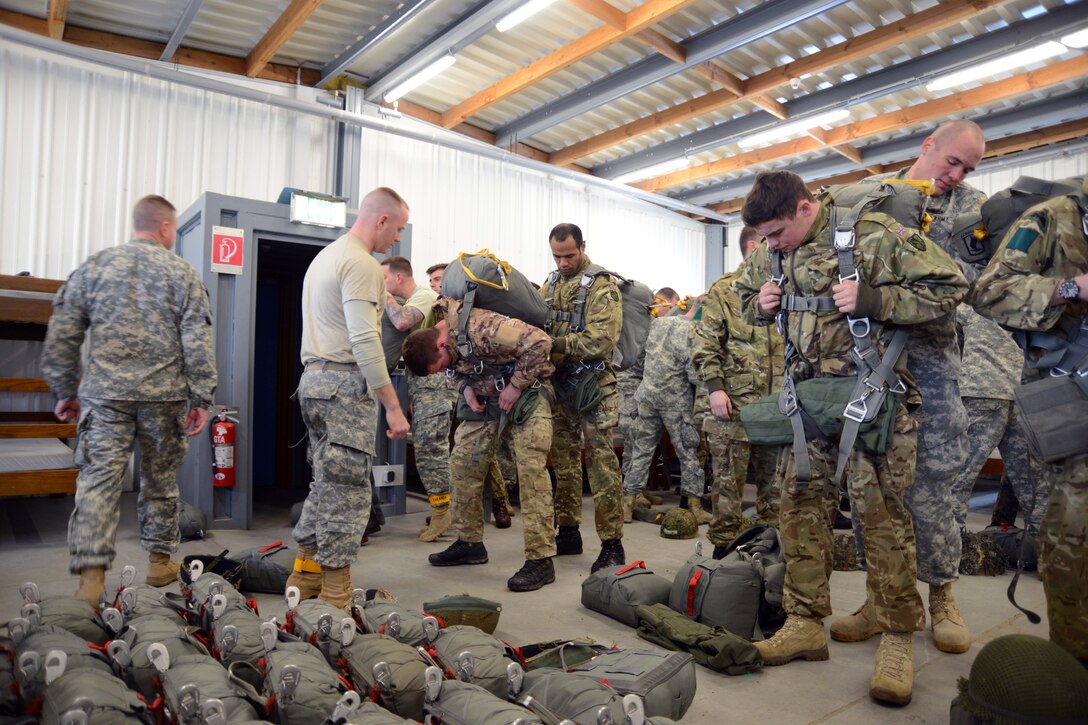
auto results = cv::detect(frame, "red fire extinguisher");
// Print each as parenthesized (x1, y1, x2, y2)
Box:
(211, 408, 237, 488)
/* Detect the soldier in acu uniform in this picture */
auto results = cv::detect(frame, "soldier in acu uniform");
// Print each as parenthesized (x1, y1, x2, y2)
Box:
(969, 181, 1088, 663)
(733, 171, 967, 705)
(692, 227, 785, 555)
(402, 300, 557, 592)
(539, 223, 626, 573)
(42, 195, 217, 605)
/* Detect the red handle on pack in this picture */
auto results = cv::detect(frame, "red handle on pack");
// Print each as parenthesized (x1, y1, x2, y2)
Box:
(258, 540, 283, 553)
(614, 561, 646, 575)
(686, 569, 704, 616)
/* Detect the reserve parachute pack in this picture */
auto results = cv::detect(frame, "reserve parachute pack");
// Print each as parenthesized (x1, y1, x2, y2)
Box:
(440, 250, 551, 330)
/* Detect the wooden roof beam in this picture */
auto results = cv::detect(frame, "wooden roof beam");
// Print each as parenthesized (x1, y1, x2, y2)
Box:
(636, 53, 1088, 191)
(246, 0, 325, 78)
(47, 0, 67, 40)
(548, 0, 1007, 166)
(438, 0, 703, 128)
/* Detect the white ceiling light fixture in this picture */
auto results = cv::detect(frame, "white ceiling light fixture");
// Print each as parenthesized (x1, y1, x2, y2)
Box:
(613, 157, 692, 185)
(925, 40, 1067, 92)
(384, 54, 456, 103)
(496, 0, 559, 32)
(1061, 28, 1088, 48)
(736, 109, 851, 149)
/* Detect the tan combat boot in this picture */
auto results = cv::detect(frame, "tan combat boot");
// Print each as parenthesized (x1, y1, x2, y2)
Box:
(146, 552, 181, 587)
(285, 546, 322, 600)
(640, 491, 664, 506)
(318, 566, 353, 610)
(929, 582, 971, 653)
(870, 632, 914, 706)
(622, 494, 637, 524)
(753, 615, 829, 666)
(830, 597, 882, 642)
(419, 504, 452, 542)
(689, 505, 714, 526)
(74, 566, 106, 607)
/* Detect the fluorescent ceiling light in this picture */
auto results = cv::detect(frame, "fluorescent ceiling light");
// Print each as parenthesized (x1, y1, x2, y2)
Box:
(1062, 28, 1088, 48)
(925, 41, 1066, 92)
(613, 157, 692, 185)
(384, 55, 456, 103)
(737, 109, 851, 149)
(496, 0, 558, 32)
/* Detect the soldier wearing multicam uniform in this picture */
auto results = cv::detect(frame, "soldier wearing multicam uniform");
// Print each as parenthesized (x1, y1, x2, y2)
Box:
(951, 305, 1046, 534)
(692, 227, 784, 554)
(969, 182, 1088, 663)
(622, 309, 708, 522)
(540, 223, 626, 573)
(733, 171, 968, 705)
(402, 300, 558, 592)
(286, 187, 411, 609)
(42, 195, 217, 606)
(834, 120, 985, 656)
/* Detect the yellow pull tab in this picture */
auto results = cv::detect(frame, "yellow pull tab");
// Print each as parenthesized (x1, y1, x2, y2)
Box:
(458, 249, 511, 291)
(886, 178, 937, 196)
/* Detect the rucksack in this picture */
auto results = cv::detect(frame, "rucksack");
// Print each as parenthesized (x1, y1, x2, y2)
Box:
(421, 666, 543, 725)
(580, 561, 672, 628)
(10, 620, 113, 705)
(440, 250, 551, 330)
(105, 613, 211, 701)
(506, 662, 627, 725)
(420, 618, 515, 700)
(823, 178, 936, 238)
(545, 264, 654, 372)
(19, 583, 110, 646)
(668, 547, 763, 640)
(233, 542, 296, 595)
(284, 587, 357, 668)
(149, 648, 262, 725)
(718, 525, 787, 637)
(982, 524, 1039, 571)
(39, 653, 150, 725)
(339, 630, 429, 721)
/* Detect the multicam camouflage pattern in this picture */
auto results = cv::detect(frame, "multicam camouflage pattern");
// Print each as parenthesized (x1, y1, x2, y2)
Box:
(487, 434, 517, 501)
(867, 169, 986, 257)
(703, 418, 781, 546)
(442, 301, 554, 395)
(292, 370, 376, 569)
(42, 239, 216, 407)
(969, 192, 1088, 661)
(541, 254, 624, 543)
(67, 399, 189, 574)
(734, 199, 967, 634)
(408, 373, 454, 497)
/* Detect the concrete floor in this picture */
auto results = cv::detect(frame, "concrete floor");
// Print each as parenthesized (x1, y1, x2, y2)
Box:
(0, 487, 1048, 725)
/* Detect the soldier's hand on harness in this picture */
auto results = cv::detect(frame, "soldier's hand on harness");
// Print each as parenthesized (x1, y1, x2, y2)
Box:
(709, 390, 733, 420)
(54, 398, 80, 423)
(385, 407, 410, 440)
(758, 281, 784, 316)
(498, 383, 523, 414)
(832, 279, 859, 315)
(463, 386, 486, 414)
(185, 406, 209, 436)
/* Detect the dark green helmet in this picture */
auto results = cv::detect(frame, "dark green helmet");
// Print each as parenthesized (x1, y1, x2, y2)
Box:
(660, 508, 698, 540)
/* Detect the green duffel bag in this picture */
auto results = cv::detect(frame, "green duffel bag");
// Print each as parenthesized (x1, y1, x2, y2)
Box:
(581, 561, 672, 628)
(41, 665, 151, 725)
(739, 376, 897, 454)
(341, 632, 429, 721)
(422, 594, 502, 634)
(234, 541, 297, 595)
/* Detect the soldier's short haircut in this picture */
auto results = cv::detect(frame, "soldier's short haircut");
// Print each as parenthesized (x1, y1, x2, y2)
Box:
(656, 287, 679, 302)
(381, 256, 413, 276)
(426, 262, 448, 275)
(402, 327, 443, 376)
(133, 195, 176, 233)
(549, 223, 584, 247)
(739, 225, 761, 248)
(741, 170, 815, 227)
(361, 187, 409, 215)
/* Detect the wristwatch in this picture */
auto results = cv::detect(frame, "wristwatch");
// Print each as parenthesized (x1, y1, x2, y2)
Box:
(1058, 278, 1081, 302)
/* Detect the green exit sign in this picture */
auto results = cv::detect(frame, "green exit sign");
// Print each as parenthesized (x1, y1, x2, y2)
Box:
(289, 191, 347, 228)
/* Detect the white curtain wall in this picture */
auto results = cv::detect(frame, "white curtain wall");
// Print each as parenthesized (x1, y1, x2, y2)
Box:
(357, 129, 708, 297)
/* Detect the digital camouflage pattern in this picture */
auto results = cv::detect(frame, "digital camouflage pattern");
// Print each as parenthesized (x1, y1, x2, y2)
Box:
(692, 272, 786, 545)
(957, 305, 1024, 401)
(67, 399, 188, 573)
(408, 372, 455, 497)
(617, 367, 642, 482)
(42, 239, 216, 407)
(540, 254, 624, 543)
(969, 191, 1088, 660)
(623, 316, 703, 498)
(292, 369, 376, 569)
(734, 199, 968, 633)
(441, 305, 556, 558)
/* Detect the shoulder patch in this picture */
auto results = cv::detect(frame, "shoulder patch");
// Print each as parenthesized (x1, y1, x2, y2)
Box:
(1006, 226, 1038, 253)
(906, 233, 926, 251)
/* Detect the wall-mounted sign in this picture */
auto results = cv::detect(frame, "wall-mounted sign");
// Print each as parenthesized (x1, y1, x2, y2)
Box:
(211, 226, 245, 275)
(290, 191, 347, 228)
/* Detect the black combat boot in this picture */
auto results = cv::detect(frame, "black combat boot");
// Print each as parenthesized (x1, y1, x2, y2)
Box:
(555, 525, 583, 555)
(591, 539, 625, 573)
(712, 545, 727, 560)
(507, 557, 556, 592)
(428, 540, 489, 567)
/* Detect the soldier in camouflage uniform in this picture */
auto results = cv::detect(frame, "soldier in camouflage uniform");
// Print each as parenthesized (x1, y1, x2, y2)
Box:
(834, 120, 985, 655)
(969, 182, 1088, 663)
(692, 227, 785, 553)
(402, 300, 557, 592)
(623, 306, 709, 522)
(734, 171, 968, 705)
(540, 223, 626, 573)
(287, 188, 411, 609)
(951, 305, 1046, 533)
(41, 195, 217, 605)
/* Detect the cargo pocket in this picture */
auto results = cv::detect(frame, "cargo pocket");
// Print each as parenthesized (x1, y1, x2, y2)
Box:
(73, 411, 93, 468)
(322, 419, 373, 488)
(725, 373, 755, 398)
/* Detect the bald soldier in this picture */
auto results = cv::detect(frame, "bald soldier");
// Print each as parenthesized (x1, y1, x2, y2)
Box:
(834, 120, 985, 655)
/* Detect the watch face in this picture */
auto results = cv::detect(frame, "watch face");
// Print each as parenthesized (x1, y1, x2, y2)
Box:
(1060, 279, 1080, 301)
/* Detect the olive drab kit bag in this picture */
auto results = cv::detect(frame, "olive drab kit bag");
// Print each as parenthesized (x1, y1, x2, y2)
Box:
(421, 666, 544, 725)
(339, 628, 430, 721)
(148, 645, 264, 724)
(18, 582, 111, 647)
(10, 618, 114, 707)
(505, 661, 627, 725)
(38, 651, 152, 725)
(421, 594, 502, 635)
(580, 561, 672, 628)
(419, 617, 515, 700)
(233, 542, 297, 595)
(283, 587, 357, 668)
(103, 610, 211, 701)
(351, 591, 432, 647)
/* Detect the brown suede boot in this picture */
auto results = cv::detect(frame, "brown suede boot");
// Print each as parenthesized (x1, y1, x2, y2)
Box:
(146, 552, 181, 587)
(830, 597, 882, 643)
(622, 494, 636, 524)
(492, 497, 512, 529)
(929, 582, 971, 653)
(419, 505, 452, 542)
(753, 615, 829, 666)
(318, 566, 353, 610)
(285, 546, 322, 599)
(870, 632, 914, 706)
(74, 567, 106, 607)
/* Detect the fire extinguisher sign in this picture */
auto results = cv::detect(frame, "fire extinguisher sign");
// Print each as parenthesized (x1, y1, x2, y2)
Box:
(211, 226, 244, 275)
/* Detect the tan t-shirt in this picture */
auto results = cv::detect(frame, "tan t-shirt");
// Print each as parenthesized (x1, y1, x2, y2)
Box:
(300, 231, 385, 365)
